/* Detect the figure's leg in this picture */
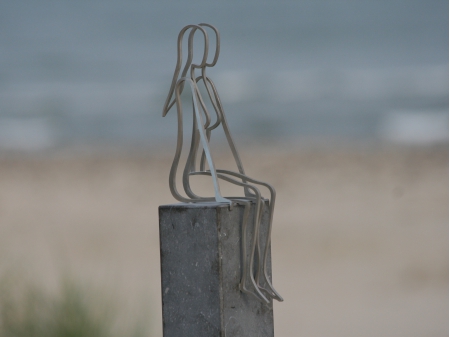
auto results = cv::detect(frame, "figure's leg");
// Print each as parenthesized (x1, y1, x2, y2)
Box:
(212, 177, 268, 303)
(191, 171, 270, 303)
(214, 169, 283, 301)
(234, 191, 269, 304)
(253, 197, 265, 293)
(255, 197, 284, 302)
(253, 197, 263, 280)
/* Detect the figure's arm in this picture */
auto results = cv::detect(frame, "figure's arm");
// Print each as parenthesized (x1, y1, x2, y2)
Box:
(198, 75, 255, 197)
(179, 77, 232, 206)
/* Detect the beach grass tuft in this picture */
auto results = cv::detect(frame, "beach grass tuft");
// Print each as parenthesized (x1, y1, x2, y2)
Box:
(0, 275, 149, 337)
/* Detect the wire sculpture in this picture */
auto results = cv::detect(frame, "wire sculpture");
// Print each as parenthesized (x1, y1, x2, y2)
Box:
(162, 23, 283, 304)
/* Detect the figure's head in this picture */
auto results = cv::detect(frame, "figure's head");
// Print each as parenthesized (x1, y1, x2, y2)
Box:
(181, 25, 210, 77)
(162, 24, 209, 116)
(198, 23, 220, 68)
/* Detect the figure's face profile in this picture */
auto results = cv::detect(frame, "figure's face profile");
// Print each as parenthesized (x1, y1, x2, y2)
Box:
(198, 23, 220, 68)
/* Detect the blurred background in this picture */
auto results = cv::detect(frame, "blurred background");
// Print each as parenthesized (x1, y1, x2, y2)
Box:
(0, 0, 448, 336)
(0, 0, 448, 149)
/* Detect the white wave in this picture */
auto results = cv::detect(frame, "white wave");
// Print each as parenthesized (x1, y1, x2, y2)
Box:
(343, 65, 449, 100)
(0, 82, 160, 117)
(215, 65, 448, 102)
(213, 71, 256, 104)
(379, 110, 448, 144)
(0, 118, 55, 150)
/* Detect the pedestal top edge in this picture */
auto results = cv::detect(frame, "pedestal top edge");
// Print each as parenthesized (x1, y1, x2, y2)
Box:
(159, 198, 269, 210)
(159, 202, 231, 210)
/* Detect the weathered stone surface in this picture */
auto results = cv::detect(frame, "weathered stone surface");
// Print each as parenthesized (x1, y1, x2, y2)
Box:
(159, 201, 274, 337)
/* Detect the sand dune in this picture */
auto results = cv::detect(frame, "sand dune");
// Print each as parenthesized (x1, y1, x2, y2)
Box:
(0, 146, 447, 336)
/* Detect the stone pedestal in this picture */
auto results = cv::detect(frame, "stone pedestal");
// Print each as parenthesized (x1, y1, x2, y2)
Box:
(159, 201, 274, 337)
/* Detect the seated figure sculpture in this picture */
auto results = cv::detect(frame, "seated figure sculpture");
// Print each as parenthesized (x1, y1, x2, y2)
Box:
(162, 23, 283, 304)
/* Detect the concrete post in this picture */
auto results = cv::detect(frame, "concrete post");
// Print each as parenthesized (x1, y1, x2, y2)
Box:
(159, 201, 275, 337)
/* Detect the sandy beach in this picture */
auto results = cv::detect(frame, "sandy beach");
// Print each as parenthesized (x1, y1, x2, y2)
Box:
(0, 145, 447, 336)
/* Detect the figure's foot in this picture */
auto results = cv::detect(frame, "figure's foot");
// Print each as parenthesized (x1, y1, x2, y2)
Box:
(215, 196, 233, 210)
(256, 274, 284, 302)
(240, 281, 270, 304)
(258, 285, 284, 302)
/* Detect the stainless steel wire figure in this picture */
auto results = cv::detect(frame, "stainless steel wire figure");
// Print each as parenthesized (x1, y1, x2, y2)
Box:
(162, 23, 283, 304)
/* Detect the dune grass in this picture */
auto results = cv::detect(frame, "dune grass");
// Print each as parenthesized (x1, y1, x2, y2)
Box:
(0, 275, 149, 337)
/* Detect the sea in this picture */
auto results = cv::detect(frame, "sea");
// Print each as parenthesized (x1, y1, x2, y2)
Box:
(0, 0, 448, 151)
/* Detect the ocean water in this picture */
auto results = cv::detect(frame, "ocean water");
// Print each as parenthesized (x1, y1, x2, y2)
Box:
(0, 0, 448, 150)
